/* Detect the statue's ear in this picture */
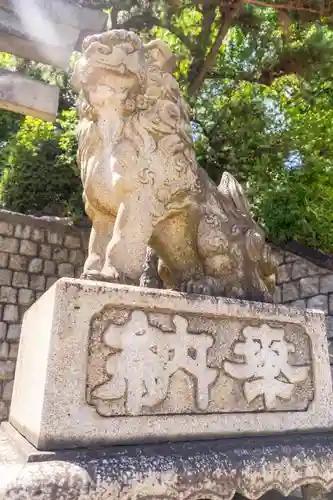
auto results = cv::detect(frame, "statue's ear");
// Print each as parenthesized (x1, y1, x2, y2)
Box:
(82, 34, 101, 52)
(143, 39, 176, 73)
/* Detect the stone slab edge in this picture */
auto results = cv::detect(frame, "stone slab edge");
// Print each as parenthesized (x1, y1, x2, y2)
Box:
(0, 209, 90, 233)
(3, 428, 333, 499)
(9, 278, 333, 450)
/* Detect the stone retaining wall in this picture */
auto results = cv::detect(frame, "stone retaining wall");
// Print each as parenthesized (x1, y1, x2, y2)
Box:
(0, 209, 89, 419)
(273, 245, 333, 341)
(0, 208, 333, 420)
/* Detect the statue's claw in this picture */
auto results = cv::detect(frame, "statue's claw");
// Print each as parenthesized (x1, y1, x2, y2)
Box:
(80, 270, 121, 283)
(180, 279, 214, 296)
(81, 266, 133, 285)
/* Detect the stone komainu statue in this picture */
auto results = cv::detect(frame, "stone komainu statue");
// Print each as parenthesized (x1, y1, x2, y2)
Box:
(72, 29, 277, 301)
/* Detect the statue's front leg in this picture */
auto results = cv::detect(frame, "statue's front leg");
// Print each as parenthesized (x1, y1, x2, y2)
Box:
(81, 212, 115, 281)
(102, 199, 153, 285)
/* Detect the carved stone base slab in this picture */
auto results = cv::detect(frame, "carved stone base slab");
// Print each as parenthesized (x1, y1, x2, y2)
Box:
(9, 278, 333, 450)
(2, 423, 333, 500)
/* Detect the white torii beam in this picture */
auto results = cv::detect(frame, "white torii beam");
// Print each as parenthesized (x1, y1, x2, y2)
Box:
(0, 68, 59, 121)
(0, 0, 106, 120)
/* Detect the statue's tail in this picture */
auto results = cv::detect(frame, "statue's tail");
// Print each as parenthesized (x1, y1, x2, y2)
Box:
(218, 172, 277, 297)
(217, 172, 251, 217)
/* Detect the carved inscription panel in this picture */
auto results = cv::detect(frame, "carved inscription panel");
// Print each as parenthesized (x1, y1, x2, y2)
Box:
(86, 307, 313, 416)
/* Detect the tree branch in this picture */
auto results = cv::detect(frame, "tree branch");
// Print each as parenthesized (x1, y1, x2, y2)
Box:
(119, 13, 161, 30)
(118, 13, 193, 50)
(188, 1, 245, 95)
(111, 6, 119, 29)
(245, 0, 330, 15)
(162, 21, 193, 49)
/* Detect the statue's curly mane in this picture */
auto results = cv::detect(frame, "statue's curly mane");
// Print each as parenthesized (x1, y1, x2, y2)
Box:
(76, 96, 101, 190)
(76, 34, 196, 196)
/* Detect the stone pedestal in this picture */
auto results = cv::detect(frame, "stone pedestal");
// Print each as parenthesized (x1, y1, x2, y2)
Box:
(1, 277, 333, 499)
(8, 278, 333, 451)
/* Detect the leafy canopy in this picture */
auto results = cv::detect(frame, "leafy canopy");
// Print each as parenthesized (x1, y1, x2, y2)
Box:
(1, 0, 333, 251)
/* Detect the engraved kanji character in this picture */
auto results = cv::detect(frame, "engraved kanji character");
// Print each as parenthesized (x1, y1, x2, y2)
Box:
(224, 324, 308, 409)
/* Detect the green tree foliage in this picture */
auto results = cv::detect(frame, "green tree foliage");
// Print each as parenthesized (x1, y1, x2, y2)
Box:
(1, 1, 333, 251)
(0, 56, 82, 218)
(0, 111, 82, 218)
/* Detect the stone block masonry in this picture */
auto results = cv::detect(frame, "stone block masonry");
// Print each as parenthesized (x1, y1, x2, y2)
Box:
(273, 243, 333, 381)
(0, 210, 89, 420)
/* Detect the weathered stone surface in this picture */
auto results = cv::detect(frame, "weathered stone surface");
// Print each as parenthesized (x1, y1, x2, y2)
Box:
(14, 224, 31, 239)
(12, 271, 28, 288)
(9, 254, 28, 271)
(0, 270, 12, 286)
(52, 247, 68, 263)
(0, 251, 8, 268)
(0, 236, 18, 254)
(271, 249, 284, 265)
(300, 277, 320, 298)
(9, 278, 332, 450)
(0, 69, 59, 121)
(292, 260, 328, 281)
(18, 289, 35, 307)
(69, 249, 85, 265)
(289, 299, 307, 309)
(2, 380, 13, 401)
(0, 360, 15, 380)
(0, 341, 9, 359)
(0, 221, 13, 236)
(0, 401, 7, 421)
(8, 343, 18, 360)
(57, 263, 74, 277)
(0, 286, 17, 304)
(285, 251, 298, 263)
(282, 282, 299, 302)
(29, 275, 45, 292)
(0, 322, 7, 341)
(327, 316, 333, 339)
(307, 295, 328, 313)
(6, 324, 21, 342)
(19, 240, 37, 257)
(320, 275, 333, 294)
(276, 264, 292, 284)
(2, 422, 333, 500)
(28, 258, 43, 273)
(273, 286, 281, 304)
(46, 277, 57, 289)
(64, 235, 81, 249)
(48, 233, 63, 245)
(39, 244, 52, 260)
(72, 30, 276, 302)
(75, 267, 83, 279)
(3, 305, 18, 323)
(329, 295, 333, 315)
(43, 260, 56, 276)
(31, 228, 45, 242)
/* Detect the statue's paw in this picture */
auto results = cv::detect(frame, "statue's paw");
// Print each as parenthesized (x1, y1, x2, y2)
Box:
(80, 270, 106, 281)
(81, 266, 132, 285)
(140, 275, 163, 289)
(180, 278, 214, 296)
